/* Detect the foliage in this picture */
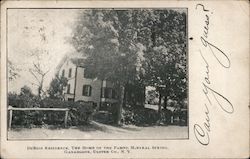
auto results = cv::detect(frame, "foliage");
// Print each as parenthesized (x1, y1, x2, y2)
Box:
(8, 86, 41, 108)
(20, 85, 33, 97)
(122, 107, 159, 126)
(41, 98, 94, 126)
(159, 109, 172, 125)
(47, 74, 68, 100)
(71, 9, 188, 120)
(142, 10, 187, 104)
(71, 10, 151, 83)
(93, 111, 115, 124)
(8, 93, 94, 127)
(93, 102, 118, 124)
(122, 106, 187, 126)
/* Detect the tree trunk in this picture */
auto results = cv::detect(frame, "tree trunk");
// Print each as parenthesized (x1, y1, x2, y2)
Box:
(164, 96, 167, 110)
(117, 85, 125, 125)
(123, 84, 127, 107)
(38, 76, 44, 98)
(164, 85, 168, 110)
(158, 92, 162, 114)
(38, 86, 42, 98)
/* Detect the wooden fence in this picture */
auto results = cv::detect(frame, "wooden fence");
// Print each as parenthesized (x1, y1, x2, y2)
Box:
(8, 106, 69, 130)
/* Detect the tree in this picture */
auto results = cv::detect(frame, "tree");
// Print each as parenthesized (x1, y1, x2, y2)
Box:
(27, 24, 53, 98)
(71, 9, 187, 124)
(48, 74, 68, 100)
(28, 52, 50, 98)
(142, 10, 187, 110)
(72, 10, 145, 124)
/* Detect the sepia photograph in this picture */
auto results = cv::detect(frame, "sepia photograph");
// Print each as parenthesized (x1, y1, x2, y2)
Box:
(7, 8, 188, 140)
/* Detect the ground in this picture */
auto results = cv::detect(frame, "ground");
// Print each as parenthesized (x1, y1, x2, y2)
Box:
(8, 121, 188, 139)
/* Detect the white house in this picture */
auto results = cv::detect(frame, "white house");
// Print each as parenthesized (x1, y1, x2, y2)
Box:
(58, 57, 118, 110)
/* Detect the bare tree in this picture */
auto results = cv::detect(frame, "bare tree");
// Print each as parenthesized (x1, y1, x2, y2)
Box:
(27, 24, 52, 98)
(29, 60, 50, 98)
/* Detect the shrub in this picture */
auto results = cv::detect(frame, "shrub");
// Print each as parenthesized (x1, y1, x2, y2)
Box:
(179, 109, 188, 126)
(41, 99, 94, 126)
(93, 111, 114, 124)
(121, 108, 135, 125)
(8, 92, 41, 108)
(94, 102, 117, 124)
(8, 94, 94, 127)
(159, 109, 172, 125)
(69, 100, 94, 125)
(122, 107, 159, 126)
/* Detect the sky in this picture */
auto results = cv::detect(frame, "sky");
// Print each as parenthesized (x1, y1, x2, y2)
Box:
(8, 9, 78, 94)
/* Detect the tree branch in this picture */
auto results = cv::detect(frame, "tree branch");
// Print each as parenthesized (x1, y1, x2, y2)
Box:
(29, 69, 42, 85)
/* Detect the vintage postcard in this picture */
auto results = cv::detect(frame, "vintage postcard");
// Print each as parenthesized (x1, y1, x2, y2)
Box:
(0, 0, 249, 158)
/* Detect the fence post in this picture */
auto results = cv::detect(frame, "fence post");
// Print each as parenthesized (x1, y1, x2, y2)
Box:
(64, 110, 69, 127)
(8, 108, 13, 130)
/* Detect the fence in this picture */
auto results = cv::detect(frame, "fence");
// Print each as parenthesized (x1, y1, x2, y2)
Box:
(8, 106, 69, 130)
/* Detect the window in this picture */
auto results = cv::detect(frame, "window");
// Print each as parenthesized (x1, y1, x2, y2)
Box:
(112, 89, 117, 99)
(67, 84, 71, 94)
(101, 87, 117, 99)
(68, 68, 72, 78)
(82, 85, 92, 96)
(62, 69, 65, 77)
(106, 88, 112, 98)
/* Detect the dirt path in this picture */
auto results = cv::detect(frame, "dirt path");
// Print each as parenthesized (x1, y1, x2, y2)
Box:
(8, 121, 188, 139)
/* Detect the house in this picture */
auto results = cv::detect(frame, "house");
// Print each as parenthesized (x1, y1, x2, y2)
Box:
(58, 57, 118, 110)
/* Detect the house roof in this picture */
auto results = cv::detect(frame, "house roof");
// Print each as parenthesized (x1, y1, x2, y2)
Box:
(70, 58, 86, 67)
(55, 55, 87, 76)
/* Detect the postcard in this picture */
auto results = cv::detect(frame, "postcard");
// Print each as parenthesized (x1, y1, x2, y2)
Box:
(0, 0, 249, 158)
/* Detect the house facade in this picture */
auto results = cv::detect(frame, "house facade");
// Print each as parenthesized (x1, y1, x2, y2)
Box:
(59, 57, 118, 110)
